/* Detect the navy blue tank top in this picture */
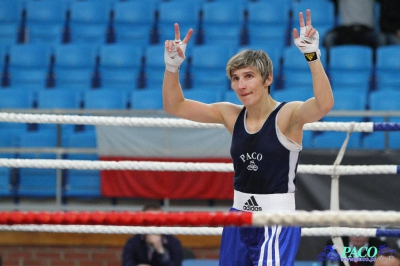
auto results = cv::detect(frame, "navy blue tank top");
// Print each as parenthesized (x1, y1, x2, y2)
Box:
(230, 102, 301, 194)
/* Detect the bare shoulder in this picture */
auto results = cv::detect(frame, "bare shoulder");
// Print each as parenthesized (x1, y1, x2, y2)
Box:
(277, 101, 304, 131)
(213, 102, 243, 133)
(280, 101, 303, 119)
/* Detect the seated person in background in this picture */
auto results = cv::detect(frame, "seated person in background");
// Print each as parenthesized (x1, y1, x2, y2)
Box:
(378, 0, 400, 45)
(325, 0, 385, 49)
(122, 204, 183, 266)
(374, 250, 400, 266)
(323, 236, 388, 266)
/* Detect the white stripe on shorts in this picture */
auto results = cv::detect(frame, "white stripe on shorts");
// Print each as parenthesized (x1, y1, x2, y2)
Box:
(258, 227, 268, 266)
(274, 226, 282, 266)
(257, 225, 283, 266)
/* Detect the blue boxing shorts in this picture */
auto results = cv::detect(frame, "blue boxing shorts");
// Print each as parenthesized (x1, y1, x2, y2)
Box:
(219, 191, 301, 265)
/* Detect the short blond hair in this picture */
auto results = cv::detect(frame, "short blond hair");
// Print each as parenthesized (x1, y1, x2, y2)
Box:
(226, 49, 273, 83)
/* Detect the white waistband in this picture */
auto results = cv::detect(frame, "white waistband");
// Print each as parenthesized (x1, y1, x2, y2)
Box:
(233, 190, 295, 213)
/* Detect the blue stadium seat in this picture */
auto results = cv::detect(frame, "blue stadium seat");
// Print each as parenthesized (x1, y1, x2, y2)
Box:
(0, 24, 20, 46)
(281, 46, 327, 90)
(0, 0, 24, 45)
(96, 0, 118, 9)
(0, 41, 8, 64)
(0, 0, 23, 21)
(130, 89, 163, 110)
(388, 117, 400, 149)
(37, 89, 81, 109)
(190, 44, 235, 90)
(69, 1, 111, 44)
(375, 45, 400, 91)
(247, 1, 290, 47)
(25, 0, 68, 44)
(53, 44, 98, 90)
(8, 44, 52, 89)
(0, 89, 34, 143)
(206, 0, 247, 6)
(282, 46, 312, 90)
(113, 1, 157, 44)
(0, 45, 7, 84)
(183, 89, 222, 104)
(315, 90, 367, 149)
(157, 1, 201, 44)
(64, 131, 101, 199)
(362, 132, 385, 150)
(324, 90, 367, 122)
(0, 131, 18, 158)
(313, 131, 362, 149)
(369, 90, 400, 117)
(272, 88, 313, 103)
(183, 259, 219, 266)
(329, 45, 373, 93)
(202, 2, 245, 46)
(291, 0, 336, 43)
(0, 167, 13, 197)
(222, 90, 241, 105)
(0, 89, 35, 109)
(144, 44, 188, 89)
(18, 131, 58, 198)
(166, 0, 206, 5)
(98, 44, 143, 90)
(83, 90, 129, 109)
(36, 89, 80, 139)
(363, 90, 400, 149)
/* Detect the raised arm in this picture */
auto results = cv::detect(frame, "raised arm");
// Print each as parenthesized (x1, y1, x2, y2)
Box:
(291, 9, 334, 125)
(162, 23, 239, 127)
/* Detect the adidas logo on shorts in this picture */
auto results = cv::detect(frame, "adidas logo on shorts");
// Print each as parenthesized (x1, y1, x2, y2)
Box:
(243, 195, 262, 211)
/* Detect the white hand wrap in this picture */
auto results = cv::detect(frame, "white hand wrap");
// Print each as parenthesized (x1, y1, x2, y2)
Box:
(294, 26, 320, 62)
(164, 40, 187, 73)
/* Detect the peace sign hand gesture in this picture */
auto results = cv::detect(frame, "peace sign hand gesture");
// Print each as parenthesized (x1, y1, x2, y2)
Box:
(164, 23, 193, 73)
(293, 9, 320, 62)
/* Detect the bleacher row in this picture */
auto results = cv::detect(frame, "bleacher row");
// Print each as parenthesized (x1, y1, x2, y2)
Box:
(1, 42, 400, 93)
(0, 0, 400, 202)
(1, 42, 400, 148)
(1, 0, 332, 46)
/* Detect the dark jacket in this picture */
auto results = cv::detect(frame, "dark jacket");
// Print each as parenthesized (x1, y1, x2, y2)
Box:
(122, 234, 183, 266)
(321, 237, 387, 266)
(379, 0, 400, 34)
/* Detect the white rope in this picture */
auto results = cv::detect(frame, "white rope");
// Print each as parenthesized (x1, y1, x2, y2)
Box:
(0, 225, 383, 237)
(0, 113, 223, 128)
(301, 227, 377, 237)
(0, 112, 374, 132)
(298, 165, 397, 175)
(0, 225, 223, 235)
(303, 121, 373, 132)
(0, 159, 233, 172)
(252, 211, 400, 227)
(0, 159, 397, 175)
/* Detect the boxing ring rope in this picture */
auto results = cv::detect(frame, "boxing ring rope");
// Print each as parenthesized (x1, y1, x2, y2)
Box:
(0, 158, 398, 174)
(0, 210, 399, 233)
(0, 112, 399, 238)
(0, 111, 400, 131)
(1, 224, 400, 237)
(0, 211, 400, 238)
